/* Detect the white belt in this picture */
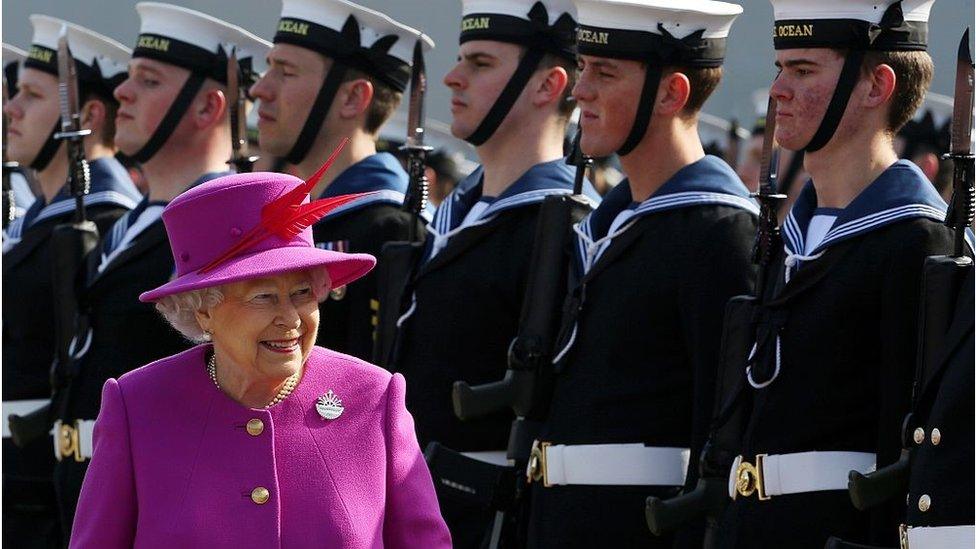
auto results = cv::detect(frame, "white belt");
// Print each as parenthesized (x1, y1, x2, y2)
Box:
(461, 451, 510, 466)
(53, 419, 95, 462)
(904, 525, 975, 549)
(729, 451, 876, 500)
(2, 399, 50, 438)
(529, 442, 690, 487)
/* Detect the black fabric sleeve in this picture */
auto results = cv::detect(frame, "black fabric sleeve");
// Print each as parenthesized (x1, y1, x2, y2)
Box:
(679, 210, 759, 492)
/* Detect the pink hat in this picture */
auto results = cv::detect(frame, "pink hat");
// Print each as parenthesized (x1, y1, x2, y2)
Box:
(139, 169, 376, 303)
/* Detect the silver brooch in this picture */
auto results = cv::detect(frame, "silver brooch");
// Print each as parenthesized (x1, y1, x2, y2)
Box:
(316, 390, 344, 420)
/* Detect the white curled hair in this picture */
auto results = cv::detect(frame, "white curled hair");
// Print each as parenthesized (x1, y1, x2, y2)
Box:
(155, 267, 332, 343)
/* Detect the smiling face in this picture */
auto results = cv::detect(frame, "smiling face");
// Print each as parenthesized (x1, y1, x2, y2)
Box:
(112, 57, 192, 156)
(572, 54, 645, 157)
(769, 48, 847, 151)
(200, 270, 322, 385)
(249, 43, 328, 156)
(443, 40, 525, 140)
(3, 67, 61, 165)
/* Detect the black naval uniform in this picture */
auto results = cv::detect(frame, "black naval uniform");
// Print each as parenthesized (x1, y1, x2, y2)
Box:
(311, 152, 424, 361)
(719, 161, 963, 548)
(389, 158, 598, 547)
(528, 156, 759, 548)
(901, 265, 974, 547)
(52, 172, 226, 540)
(3, 157, 140, 549)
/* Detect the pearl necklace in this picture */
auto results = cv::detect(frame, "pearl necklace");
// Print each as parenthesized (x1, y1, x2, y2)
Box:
(207, 353, 299, 408)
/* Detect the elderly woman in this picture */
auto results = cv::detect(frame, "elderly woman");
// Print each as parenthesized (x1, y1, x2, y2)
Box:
(69, 171, 451, 548)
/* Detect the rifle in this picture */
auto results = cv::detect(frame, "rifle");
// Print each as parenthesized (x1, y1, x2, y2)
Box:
(847, 28, 974, 511)
(646, 95, 784, 542)
(373, 39, 430, 367)
(226, 46, 258, 173)
(8, 27, 100, 448)
(429, 131, 591, 547)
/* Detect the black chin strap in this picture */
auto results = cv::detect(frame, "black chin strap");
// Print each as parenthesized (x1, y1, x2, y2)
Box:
(29, 121, 64, 171)
(129, 72, 206, 163)
(463, 48, 546, 146)
(285, 62, 348, 165)
(803, 50, 866, 152)
(616, 64, 663, 157)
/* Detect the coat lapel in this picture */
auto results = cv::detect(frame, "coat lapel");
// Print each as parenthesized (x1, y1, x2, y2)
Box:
(766, 239, 858, 307)
(415, 217, 503, 279)
(89, 220, 169, 286)
(579, 219, 649, 284)
(2, 219, 57, 271)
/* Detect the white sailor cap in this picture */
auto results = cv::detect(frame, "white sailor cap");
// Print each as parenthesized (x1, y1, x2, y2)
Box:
(133, 2, 271, 86)
(3, 44, 27, 67)
(574, 0, 742, 67)
(459, 0, 577, 59)
(3, 44, 26, 92)
(25, 15, 130, 94)
(770, 0, 933, 51)
(273, 0, 434, 93)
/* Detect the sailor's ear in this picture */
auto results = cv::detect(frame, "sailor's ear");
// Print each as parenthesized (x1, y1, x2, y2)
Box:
(80, 98, 107, 133)
(193, 86, 228, 130)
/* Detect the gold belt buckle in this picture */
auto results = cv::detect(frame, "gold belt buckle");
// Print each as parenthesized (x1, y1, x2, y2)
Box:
(527, 441, 551, 487)
(733, 454, 770, 501)
(57, 421, 83, 463)
(899, 524, 910, 549)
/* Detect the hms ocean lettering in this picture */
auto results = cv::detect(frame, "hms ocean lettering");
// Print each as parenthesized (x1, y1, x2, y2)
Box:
(461, 17, 490, 31)
(278, 20, 310, 36)
(774, 24, 814, 38)
(577, 29, 610, 45)
(137, 36, 170, 53)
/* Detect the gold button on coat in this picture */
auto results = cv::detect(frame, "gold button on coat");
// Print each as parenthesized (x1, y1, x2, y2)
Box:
(251, 487, 270, 505)
(930, 428, 941, 445)
(913, 427, 925, 445)
(246, 419, 264, 436)
(918, 494, 931, 512)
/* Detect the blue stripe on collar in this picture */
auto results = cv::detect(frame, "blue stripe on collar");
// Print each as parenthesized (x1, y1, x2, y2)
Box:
(581, 155, 757, 242)
(319, 152, 408, 198)
(316, 152, 409, 222)
(573, 156, 757, 276)
(431, 158, 600, 235)
(22, 157, 141, 229)
(784, 160, 950, 257)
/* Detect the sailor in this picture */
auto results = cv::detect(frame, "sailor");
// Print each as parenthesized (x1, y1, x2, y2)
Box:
(380, 0, 599, 545)
(1, 17, 139, 547)
(50, 4, 269, 539)
(526, 1, 758, 546)
(249, 0, 431, 361)
(718, 1, 966, 546)
(897, 268, 974, 549)
(2, 43, 37, 227)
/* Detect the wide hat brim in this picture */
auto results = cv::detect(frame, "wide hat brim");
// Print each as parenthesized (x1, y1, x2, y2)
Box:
(139, 244, 375, 302)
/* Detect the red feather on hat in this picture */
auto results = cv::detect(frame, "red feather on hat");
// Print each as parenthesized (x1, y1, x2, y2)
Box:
(198, 138, 373, 274)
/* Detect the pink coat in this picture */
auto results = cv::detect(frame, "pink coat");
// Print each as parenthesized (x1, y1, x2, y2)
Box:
(69, 344, 451, 548)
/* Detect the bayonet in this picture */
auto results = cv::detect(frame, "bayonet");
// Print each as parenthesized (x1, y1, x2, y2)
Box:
(751, 96, 786, 295)
(3, 64, 17, 228)
(226, 46, 258, 173)
(53, 25, 92, 223)
(400, 38, 432, 241)
(945, 28, 974, 257)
